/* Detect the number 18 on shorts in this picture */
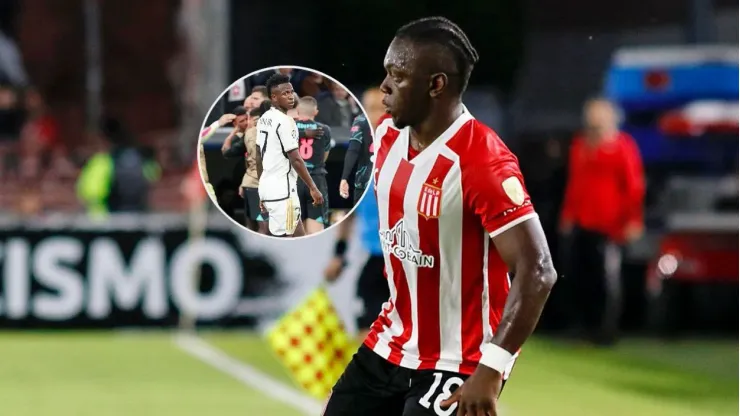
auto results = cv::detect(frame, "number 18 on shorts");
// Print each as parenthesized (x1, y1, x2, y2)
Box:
(322, 345, 470, 416)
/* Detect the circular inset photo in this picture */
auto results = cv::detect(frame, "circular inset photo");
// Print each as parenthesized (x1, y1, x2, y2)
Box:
(198, 66, 376, 239)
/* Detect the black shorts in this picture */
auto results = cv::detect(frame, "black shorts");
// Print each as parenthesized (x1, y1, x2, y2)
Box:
(242, 187, 266, 222)
(354, 183, 368, 205)
(323, 345, 506, 416)
(298, 173, 329, 225)
(356, 255, 389, 330)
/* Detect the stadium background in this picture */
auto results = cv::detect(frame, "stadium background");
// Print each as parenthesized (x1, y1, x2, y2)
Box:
(0, 0, 737, 415)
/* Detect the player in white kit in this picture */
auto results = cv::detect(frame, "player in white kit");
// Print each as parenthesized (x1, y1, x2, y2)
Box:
(255, 73, 324, 237)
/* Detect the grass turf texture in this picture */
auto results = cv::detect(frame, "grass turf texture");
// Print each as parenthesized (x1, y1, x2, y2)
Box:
(0, 332, 735, 416)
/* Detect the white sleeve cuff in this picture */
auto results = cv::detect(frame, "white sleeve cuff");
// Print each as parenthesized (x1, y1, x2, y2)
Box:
(489, 212, 538, 239)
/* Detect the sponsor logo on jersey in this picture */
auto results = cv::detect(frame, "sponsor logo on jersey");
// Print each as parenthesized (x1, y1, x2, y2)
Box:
(379, 220, 434, 268)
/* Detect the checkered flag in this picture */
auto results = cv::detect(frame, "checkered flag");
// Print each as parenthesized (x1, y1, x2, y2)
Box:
(266, 287, 355, 399)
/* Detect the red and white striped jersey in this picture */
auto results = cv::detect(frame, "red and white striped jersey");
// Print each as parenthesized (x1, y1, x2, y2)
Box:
(364, 108, 537, 375)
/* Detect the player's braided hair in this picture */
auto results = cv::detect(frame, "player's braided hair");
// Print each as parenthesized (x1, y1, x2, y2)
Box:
(265, 73, 291, 98)
(395, 16, 479, 93)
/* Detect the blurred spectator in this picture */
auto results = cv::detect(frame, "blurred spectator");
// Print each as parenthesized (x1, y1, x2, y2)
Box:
(0, 29, 28, 86)
(76, 119, 161, 217)
(244, 85, 268, 111)
(250, 67, 294, 89)
(17, 185, 41, 216)
(316, 80, 353, 128)
(20, 87, 59, 153)
(360, 87, 384, 129)
(560, 98, 646, 346)
(0, 84, 22, 138)
(297, 71, 325, 97)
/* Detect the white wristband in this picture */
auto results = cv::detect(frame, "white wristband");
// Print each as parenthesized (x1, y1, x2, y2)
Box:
(210, 120, 221, 130)
(479, 343, 514, 374)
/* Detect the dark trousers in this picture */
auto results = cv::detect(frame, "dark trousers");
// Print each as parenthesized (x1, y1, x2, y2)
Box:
(566, 227, 623, 343)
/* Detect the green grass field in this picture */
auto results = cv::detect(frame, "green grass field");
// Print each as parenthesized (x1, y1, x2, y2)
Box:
(0, 332, 736, 415)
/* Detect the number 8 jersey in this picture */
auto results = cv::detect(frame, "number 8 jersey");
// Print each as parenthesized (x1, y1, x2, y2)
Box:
(295, 118, 332, 175)
(256, 107, 300, 202)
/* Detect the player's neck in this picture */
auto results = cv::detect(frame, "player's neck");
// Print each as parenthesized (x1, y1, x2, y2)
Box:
(272, 102, 288, 114)
(411, 101, 464, 147)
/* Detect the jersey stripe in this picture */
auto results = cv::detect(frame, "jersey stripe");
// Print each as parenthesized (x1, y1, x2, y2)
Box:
(386, 160, 415, 365)
(373, 120, 397, 186)
(459, 213, 487, 374)
(436, 160, 464, 371)
(366, 129, 404, 359)
(416, 155, 454, 370)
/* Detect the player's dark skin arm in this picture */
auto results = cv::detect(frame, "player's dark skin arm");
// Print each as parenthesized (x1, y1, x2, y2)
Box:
(287, 149, 324, 206)
(443, 219, 557, 414)
(491, 219, 557, 352)
(296, 124, 328, 161)
(298, 126, 323, 138)
(254, 147, 264, 180)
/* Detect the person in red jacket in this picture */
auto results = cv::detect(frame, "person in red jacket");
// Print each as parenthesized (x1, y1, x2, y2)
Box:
(560, 97, 645, 345)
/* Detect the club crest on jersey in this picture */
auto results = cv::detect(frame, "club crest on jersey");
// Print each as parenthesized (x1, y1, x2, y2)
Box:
(417, 182, 442, 219)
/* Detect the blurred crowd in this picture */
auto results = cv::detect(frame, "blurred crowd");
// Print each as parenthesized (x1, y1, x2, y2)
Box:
(0, 83, 78, 214)
(0, 81, 189, 216)
(0, 65, 369, 218)
(240, 67, 363, 128)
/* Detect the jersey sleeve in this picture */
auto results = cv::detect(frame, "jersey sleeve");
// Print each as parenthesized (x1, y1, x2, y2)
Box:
(463, 158, 537, 238)
(278, 119, 299, 152)
(350, 116, 365, 143)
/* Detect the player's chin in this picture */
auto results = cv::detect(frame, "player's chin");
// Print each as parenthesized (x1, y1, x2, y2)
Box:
(392, 115, 407, 129)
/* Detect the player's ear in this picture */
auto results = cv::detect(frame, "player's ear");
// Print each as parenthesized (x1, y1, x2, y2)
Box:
(429, 73, 447, 98)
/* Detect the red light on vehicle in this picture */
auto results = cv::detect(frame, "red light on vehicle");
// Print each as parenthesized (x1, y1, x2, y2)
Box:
(644, 70, 671, 91)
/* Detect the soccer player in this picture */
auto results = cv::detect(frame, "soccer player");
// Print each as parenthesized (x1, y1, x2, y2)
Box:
(339, 113, 374, 203)
(322, 17, 557, 416)
(256, 73, 324, 238)
(222, 106, 270, 234)
(294, 96, 333, 235)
